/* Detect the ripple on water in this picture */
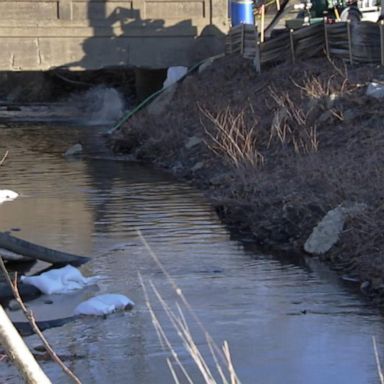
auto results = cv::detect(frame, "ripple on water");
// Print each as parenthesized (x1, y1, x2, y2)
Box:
(0, 125, 383, 384)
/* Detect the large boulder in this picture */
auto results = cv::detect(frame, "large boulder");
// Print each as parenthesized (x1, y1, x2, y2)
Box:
(304, 203, 367, 254)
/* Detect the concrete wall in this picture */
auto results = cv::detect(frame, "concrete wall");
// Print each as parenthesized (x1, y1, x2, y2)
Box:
(0, 0, 228, 70)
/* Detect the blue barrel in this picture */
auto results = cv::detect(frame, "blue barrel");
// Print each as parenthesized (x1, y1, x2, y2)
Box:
(230, 0, 254, 26)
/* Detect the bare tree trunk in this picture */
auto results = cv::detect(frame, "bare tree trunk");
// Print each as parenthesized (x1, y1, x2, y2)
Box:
(0, 305, 51, 384)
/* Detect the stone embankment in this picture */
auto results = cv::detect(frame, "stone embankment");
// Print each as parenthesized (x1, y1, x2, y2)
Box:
(110, 55, 384, 305)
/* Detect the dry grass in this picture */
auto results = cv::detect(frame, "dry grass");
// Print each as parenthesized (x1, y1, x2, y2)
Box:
(268, 87, 318, 153)
(291, 71, 349, 100)
(198, 103, 264, 169)
(138, 230, 240, 384)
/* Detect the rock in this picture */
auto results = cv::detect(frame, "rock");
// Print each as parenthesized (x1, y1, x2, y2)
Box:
(191, 161, 204, 172)
(366, 82, 384, 99)
(7, 299, 21, 311)
(185, 136, 202, 150)
(304, 207, 345, 254)
(342, 202, 367, 214)
(64, 143, 82, 156)
(147, 84, 176, 116)
(360, 280, 371, 294)
(304, 203, 367, 255)
(326, 93, 338, 108)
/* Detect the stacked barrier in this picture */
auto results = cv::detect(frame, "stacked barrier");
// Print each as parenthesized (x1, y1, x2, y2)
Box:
(227, 21, 384, 71)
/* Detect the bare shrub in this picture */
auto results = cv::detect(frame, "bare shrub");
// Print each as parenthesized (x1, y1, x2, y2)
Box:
(198, 104, 264, 169)
(268, 87, 318, 153)
(291, 57, 350, 100)
(291, 73, 349, 100)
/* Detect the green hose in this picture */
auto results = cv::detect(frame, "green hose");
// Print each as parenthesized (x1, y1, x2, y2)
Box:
(108, 54, 224, 134)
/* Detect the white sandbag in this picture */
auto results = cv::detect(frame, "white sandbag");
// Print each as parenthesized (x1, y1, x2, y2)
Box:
(366, 82, 384, 99)
(20, 265, 100, 295)
(74, 294, 135, 316)
(162, 66, 188, 89)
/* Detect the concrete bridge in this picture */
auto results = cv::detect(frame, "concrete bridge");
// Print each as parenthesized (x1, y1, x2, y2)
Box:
(0, 0, 228, 71)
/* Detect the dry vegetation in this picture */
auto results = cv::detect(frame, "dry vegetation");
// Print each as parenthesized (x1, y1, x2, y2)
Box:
(111, 55, 384, 302)
(138, 231, 240, 384)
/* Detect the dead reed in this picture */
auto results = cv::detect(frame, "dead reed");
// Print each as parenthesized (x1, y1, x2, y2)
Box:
(291, 70, 349, 100)
(268, 87, 319, 153)
(198, 103, 264, 169)
(373, 336, 384, 384)
(137, 230, 241, 384)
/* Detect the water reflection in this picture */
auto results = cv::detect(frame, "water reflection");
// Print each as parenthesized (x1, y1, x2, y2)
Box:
(0, 125, 383, 384)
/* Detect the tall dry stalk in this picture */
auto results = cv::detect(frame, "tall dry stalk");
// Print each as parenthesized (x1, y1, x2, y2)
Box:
(138, 230, 241, 384)
(0, 151, 8, 166)
(198, 104, 264, 169)
(268, 87, 318, 153)
(373, 336, 384, 384)
(292, 75, 335, 99)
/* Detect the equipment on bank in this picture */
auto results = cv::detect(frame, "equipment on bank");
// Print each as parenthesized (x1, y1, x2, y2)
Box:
(229, 0, 382, 41)
(286, 0, 381, 29)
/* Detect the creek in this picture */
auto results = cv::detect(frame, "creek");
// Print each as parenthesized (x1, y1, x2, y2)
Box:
(0, 123, 384, 384)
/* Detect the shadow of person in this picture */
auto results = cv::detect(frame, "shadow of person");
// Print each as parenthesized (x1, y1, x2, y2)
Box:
(61, 0, 225, 71)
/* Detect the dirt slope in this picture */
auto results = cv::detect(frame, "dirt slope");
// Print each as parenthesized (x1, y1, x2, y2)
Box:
(111, 55, 384, 304)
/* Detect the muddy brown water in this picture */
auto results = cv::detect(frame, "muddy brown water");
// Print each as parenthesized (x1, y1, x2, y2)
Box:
(0, 123, 384, 384)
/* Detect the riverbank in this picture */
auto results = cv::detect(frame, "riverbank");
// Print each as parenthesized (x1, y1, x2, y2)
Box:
(110, 55, 384, 304)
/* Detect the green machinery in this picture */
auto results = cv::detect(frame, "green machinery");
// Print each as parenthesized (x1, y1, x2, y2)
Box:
(281, 0, 381, 30)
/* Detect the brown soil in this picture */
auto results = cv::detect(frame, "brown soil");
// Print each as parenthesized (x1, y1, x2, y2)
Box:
(110, 54, 384, 305)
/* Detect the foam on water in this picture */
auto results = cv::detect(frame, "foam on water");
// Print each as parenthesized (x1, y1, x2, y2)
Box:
(68, 85, 125, 125)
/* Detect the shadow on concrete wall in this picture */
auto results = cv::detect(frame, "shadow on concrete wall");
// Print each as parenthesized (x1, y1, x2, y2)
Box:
(58, 0, 223, 98)
(0, 0, 226, 102)
(65, 0, 225, 70)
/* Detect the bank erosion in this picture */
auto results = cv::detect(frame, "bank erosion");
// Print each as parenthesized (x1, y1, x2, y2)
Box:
(111, 55, 384, 304)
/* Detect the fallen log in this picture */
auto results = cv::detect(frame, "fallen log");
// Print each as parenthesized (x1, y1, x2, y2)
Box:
(12, 316, 76, 337)
(0, 248, 33, 262)
(0, 232, 89, 266)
